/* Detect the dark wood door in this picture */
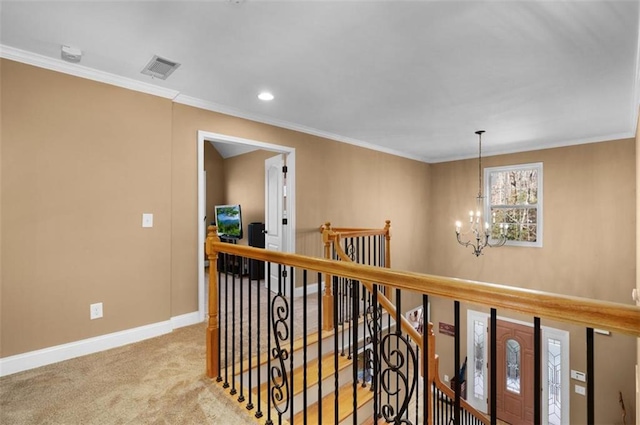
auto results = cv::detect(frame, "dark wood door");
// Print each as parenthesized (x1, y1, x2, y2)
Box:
(495, 320, 534, 425)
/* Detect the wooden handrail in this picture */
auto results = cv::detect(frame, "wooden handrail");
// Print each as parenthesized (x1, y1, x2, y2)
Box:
(331, 237, 423, 346)
(431, 355, 491, 425)
(207, 241, 640, 337)
(320, 220, 391, 239)
(330, 230, 489, 425)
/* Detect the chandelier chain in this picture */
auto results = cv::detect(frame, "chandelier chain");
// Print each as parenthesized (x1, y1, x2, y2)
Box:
(455, 130, 507, 256)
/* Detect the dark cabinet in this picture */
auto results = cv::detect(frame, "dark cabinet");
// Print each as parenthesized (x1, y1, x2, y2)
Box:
(248, 222, 265, 280)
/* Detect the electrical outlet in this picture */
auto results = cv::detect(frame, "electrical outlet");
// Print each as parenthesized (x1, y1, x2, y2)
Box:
(575, 384, 586, 396)
(444, 374, 450, 383)
(90, 302, 103, 320)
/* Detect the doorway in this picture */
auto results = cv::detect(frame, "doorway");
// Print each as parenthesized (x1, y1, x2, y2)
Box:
(197, 131, 296, 322)
(496, 319, 534, 425)
(466, 310, 570, 425)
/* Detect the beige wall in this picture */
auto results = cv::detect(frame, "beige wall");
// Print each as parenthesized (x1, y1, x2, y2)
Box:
(427, 139, 636, 424)
(204, 142, 225, 225)
(223, 150, 275, 246)
(1, 60, 173, 356)
(1, 60, 431, 357)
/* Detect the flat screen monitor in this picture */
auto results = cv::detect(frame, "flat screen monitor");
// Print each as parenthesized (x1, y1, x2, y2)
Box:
(214, 204, 243, 240)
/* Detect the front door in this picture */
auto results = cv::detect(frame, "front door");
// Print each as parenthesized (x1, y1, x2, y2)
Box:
(496, 320, 534, 425)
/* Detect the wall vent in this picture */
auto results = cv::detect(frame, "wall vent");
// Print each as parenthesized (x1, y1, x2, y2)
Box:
(141, 55, 181, 80)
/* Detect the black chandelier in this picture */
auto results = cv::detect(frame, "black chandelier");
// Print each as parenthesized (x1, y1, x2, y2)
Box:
(455, 131, 507, 256)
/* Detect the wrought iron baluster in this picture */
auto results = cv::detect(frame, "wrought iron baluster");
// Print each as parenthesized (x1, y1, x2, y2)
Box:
(534, 317, 541, 425)
(269, 264, 291, 424)
(352, 279, 359, 425)
(247, 260, 253, 410)
(289, 266, 294, 424)
(223, 265, 229, 389)
(422, 294, 429, 425)
(454, 300, 460, 425)
(216, 264, 222, 382)
(333, 275, 339, 425)
(230, 260, 237, 396)
(303, 270, 308, 424)
(587, 327, 594, 425)
(238, 260, 245, 402)
(415, 345, 419, 424)
(341, 277, 346, 356)
(373, 284, 380, 420)
(255, 259, 263, 418)
(266, 262, 272, 425)
(490, 308, 497, 425)
(380, 287, 417, 424)
(317, 272, 323, 425)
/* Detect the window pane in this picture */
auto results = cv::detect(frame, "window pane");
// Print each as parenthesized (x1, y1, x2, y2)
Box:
(490, 208, 538, 242)
(506, 339, 521, 394)
(490, 169, 538, 206)
(473, 320, 485, 400)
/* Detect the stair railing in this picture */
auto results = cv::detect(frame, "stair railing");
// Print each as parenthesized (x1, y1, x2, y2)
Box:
(320, 221, 391, 330)
(325, 221, 489, 425)
(205, 224, 640, 425)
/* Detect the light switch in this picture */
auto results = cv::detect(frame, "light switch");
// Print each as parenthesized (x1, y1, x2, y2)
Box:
(142, 213, 153, 228)
(575, 384, 586, 396)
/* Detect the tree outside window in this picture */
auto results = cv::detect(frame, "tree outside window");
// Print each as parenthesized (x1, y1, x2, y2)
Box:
(484, 162, 543, 247)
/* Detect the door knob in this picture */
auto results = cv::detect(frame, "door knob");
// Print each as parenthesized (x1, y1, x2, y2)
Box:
(262, 230, 268, 234)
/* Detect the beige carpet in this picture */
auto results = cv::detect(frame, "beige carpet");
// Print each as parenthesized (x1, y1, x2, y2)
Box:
(0, 323, 255, 425)
(0, 276, 321, 425)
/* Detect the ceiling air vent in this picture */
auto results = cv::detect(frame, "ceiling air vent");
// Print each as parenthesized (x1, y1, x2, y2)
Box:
(141, 55, 181, 80)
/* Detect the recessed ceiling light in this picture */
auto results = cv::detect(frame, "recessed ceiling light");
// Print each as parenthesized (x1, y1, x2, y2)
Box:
(258, 92, 274, 101)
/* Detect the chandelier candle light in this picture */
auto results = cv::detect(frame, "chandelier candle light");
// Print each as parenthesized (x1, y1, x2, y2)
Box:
(455, 130, 508, 256)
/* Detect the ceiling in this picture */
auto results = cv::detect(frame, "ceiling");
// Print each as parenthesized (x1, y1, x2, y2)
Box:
(1, 1, 638, 163)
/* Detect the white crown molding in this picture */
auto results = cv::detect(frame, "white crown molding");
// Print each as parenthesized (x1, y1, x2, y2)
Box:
(0, 312, 201, 377)
(175, 94, 429, 163)
(0, 44, 180, 100)
(429, 131, 636, 163)
(1, 44, 428, 163)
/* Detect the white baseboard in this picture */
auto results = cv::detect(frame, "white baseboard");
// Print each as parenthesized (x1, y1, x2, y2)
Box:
(171, 311, 202, 329)
(0, 311, 202, 377)
(294, 282, 319, 298)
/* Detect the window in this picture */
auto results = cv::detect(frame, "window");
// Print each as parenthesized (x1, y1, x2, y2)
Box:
(506, 339, 521, 394)
(484, 162, 543, 247)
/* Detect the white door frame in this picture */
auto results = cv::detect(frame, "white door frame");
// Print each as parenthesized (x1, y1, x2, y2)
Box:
(466, 310, 570, 424)
(197, 130, 296, 322)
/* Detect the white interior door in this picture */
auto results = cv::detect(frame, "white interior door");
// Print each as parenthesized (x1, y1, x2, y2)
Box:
(265, 154, 285, 294)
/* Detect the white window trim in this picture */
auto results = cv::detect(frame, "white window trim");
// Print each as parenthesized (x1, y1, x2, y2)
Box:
(484, 162, 543, 248)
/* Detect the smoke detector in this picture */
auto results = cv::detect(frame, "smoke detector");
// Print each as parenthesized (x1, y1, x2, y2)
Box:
(141, 55, 181, 80)
(61, 45, 82, 63)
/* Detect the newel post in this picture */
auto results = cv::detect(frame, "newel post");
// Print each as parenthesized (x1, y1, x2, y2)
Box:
(206, 225, 220, 379)
(384, 219, 391, 268)
(384, 220, 392, 298)
(321, 222, 334, 330)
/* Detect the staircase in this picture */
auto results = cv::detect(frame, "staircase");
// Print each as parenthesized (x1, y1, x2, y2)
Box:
(214, 309, 391, 424)
(204, 221, 640, 424)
